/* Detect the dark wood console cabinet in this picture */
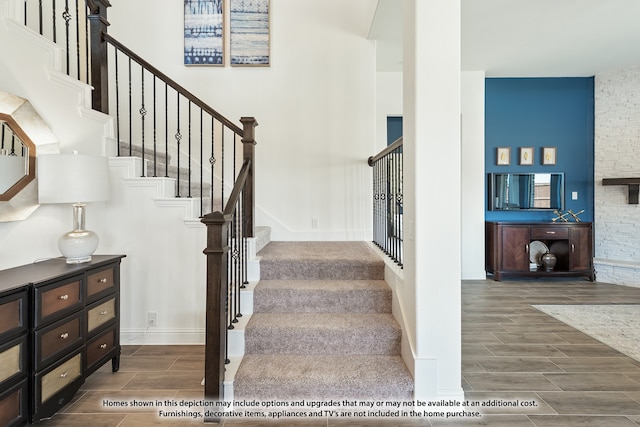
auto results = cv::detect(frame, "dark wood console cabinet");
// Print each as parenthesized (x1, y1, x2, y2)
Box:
(0, 255, 125, 425)
(486, 222, 594, 281)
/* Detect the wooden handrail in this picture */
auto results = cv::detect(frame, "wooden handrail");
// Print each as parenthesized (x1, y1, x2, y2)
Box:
(368, 136, 403, 166)
(101, 33, 243, 136)
(224, 159, 252, 216)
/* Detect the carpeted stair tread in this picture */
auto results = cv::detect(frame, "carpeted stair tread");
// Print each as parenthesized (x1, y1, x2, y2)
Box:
(245, 313, 400, 355)
(254, 279, 391, 313)
(259, 242, 384, 280)
(233, 354, 413, 401)
(235, 241, 413, 402)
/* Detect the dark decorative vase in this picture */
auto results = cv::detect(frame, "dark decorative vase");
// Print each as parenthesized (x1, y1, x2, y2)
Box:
(541, 252, 557, 271)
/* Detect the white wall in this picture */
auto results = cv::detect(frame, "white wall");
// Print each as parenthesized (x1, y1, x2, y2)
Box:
(461, 71, 486, 280)
(375, 70, 486, 281)
(403, 0, 463, 401)
(109, 0, 379, 241)
(594, 66, 640, 286)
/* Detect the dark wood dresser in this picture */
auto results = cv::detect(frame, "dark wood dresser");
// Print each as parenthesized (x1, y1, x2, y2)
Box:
(0, 255, 125, 425)
(485, 221, 594, 281)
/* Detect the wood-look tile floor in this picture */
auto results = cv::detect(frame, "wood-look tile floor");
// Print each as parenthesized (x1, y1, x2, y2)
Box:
(38, 279, 640, 426)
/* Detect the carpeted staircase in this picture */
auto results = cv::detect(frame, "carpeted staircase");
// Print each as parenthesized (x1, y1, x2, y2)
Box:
(233, 241, 414, 402)
(119, 142, 220, 212)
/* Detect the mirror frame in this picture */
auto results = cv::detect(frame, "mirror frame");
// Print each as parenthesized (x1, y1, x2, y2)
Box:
(488, 172, 565, 211)
(0, 90, 58, 222)
(0, 113, 36, 201)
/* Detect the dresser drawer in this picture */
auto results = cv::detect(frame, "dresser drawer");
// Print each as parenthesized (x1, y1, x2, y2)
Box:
(0, 379, 28, 427)
(87, 297, 117, 334)
(35, 276, 84, 327)
(86, 265, 117, 303)
(0, 290, 27, 342)
(39, 352, 83, 404)
(0, 336, 26, 387)
(35, 312, 84, 370)
(530, 226, 569, 240)
(86, 326, 117, 372)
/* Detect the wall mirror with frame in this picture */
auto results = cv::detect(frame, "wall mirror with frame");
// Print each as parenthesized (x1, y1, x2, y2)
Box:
(488, 172, 565, 211)
(0, 91, 58, 222)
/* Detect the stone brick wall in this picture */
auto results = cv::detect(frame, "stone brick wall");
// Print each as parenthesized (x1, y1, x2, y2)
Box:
(594, 66, 640, 286)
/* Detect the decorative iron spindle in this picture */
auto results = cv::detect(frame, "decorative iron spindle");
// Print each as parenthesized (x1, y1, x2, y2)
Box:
(152, 75, 157, 177)
(369, 138, 403, 267)
(62, 0, 71, 74)
(139, 67, 146, 177)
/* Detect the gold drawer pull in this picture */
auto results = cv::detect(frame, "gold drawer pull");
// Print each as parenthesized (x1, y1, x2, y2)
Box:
(545, 231, 556, 234)
(60, 332, 69, 339)
(100, 310, 108, 315)
(59, 294, 69, 300)
(99, 343, 108, 349)
(98, 278, 108, 283)
(60, 372, 68, 379)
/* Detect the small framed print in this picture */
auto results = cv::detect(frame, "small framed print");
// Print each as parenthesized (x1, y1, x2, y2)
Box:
(519, 147, 534, 165)
(496, 147, 510, 166)
(542, 147, 557, 165)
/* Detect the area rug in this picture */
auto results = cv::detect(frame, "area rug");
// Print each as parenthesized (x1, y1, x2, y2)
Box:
(533, 304, 640, 362)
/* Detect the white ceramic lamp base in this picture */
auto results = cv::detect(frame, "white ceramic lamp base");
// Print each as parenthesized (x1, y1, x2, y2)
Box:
(58, 203, 99, 264)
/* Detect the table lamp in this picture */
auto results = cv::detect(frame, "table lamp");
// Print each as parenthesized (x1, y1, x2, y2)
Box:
(38, 152, 110, 264)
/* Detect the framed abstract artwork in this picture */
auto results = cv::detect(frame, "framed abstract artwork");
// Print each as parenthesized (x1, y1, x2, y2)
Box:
(496, 147, 510, 166)
(542, 147, 557, 165)
(230, 0, 270, 66)
(519, 147, 534, 165)
(184, 0, 224, 66)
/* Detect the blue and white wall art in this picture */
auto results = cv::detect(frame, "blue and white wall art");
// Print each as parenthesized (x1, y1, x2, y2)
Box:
(230, 0, 270, 66)
(184, 0, 224, 65)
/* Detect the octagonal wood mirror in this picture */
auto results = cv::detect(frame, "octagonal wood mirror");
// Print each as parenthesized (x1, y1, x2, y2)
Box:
(0, 90, 58, 222)
(0, 115, 36, 201)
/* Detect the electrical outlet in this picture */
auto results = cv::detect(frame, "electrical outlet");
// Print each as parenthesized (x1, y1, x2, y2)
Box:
(311, 218, 319, 229)
(147, 311, 157, 327)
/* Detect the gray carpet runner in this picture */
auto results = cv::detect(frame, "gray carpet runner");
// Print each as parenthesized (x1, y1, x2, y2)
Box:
(233, 241, 414, 402)
(119, 142, 219, 211)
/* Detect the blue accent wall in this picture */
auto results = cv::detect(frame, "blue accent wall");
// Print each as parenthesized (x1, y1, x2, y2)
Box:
(485, 78, 594, 222)
(387, 116, 403, 145)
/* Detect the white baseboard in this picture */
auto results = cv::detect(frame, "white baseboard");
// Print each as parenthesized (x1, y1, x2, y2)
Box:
(121, 328, 204, 345)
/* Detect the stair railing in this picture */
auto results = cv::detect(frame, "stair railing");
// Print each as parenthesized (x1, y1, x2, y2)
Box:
(202, 117, 256, 410)
(18, 0, 258, 406)
(20, 0, 252, 218)
(368, 137, 403, 267)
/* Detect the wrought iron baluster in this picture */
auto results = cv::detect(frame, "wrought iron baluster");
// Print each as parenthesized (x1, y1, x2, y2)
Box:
(200, 108, 204, 216)
(51, 0, 56, 41)
(187, 101, 192, 198)
(63, 0, 71, 75)
(165, 83, 169, 178)
(214, 116, 216, 212)
(151, 75, 156, 177)
(221, 126, 225, 204)
(114, 47, 121, 156)
(139, 67, 147, 177)
(128, 57, 132, 156)
(175, 94, 182, 197)
(38, 0, 43, 35)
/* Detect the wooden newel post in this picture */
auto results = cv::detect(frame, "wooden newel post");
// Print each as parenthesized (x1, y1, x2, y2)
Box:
(240, 117, 258, 238)
(87, 0, 111, 113)
(201, 211, 230, 420)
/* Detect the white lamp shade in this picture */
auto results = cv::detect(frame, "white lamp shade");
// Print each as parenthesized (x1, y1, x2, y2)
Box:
(38, 153, 110, 204)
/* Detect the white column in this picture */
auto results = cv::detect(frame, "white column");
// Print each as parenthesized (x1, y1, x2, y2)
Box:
(403, 0, 463, 400)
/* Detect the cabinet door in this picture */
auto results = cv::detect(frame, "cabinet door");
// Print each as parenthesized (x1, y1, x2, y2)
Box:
(569, 226, 592, 271)
(501, 226, 530, 271)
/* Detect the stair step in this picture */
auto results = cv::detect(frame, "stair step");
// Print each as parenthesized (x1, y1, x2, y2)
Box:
(233, 354, 413, 401)
(254, 280, 391, 313)
(119, 141, 171, 164)
(258, 242, 384, 280)
(245, 313, 400, 355)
